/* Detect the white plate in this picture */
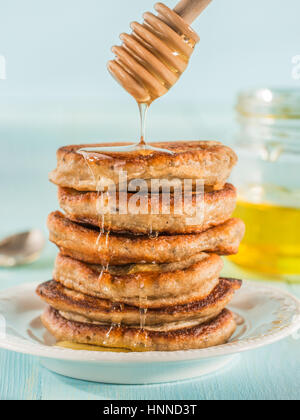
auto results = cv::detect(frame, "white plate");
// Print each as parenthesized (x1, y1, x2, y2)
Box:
(0, 281, 299, 384)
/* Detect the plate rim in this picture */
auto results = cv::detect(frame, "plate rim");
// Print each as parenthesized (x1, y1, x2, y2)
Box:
(0, 280, 300, 364)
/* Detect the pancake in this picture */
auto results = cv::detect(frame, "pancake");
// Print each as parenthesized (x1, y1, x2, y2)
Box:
(49, 142, 237, 192)
(42, 306, 237, 351)
(53, 253, 223, 308)
(36, 278, 242, 327)
(48, 211, 245, 265)
(58, 183, 237, 235)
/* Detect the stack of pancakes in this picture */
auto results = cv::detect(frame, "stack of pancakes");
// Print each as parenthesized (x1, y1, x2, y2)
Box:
(37, 142, 245, 352)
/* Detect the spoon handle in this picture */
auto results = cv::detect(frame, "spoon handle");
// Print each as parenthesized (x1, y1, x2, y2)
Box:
(173, 0, 212, 24)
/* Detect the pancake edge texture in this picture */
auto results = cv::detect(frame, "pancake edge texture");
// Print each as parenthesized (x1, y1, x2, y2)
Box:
(58, 183, 237, 235)
(36, 278, 242, 326)
(49, 141, 238, 192)
(53, 253, 223, 308)
(42, 306, 237, 352)
(48, 211, 245, 265)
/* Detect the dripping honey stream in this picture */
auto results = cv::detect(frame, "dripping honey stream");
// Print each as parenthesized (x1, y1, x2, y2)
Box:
(67, 1, 211, 351)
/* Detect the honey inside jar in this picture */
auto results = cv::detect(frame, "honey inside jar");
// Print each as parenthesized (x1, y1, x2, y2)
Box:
(230, 88, 300, 282)
(229, 199, 300, 277)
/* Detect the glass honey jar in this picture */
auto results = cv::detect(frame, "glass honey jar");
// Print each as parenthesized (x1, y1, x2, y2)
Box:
(229, 88, 300, 282)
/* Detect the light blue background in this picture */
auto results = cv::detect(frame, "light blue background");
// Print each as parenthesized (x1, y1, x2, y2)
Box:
(0, 0, 300, 143)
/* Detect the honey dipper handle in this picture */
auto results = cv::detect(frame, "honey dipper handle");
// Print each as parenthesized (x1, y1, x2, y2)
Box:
(174, 0, 212, 24)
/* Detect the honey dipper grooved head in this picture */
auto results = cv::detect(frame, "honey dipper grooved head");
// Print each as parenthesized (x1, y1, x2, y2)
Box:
(108, 3, 200, 104)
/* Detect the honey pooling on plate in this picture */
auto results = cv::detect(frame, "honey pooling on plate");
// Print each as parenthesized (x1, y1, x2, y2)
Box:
(56, 341, 132, 353)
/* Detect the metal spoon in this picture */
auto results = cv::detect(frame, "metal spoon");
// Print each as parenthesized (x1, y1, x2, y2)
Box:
(0, 230, 45, 267)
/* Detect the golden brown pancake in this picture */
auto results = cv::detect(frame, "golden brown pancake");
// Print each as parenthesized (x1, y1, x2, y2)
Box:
(36, 278, 242, 327)
(42, 306, 237, 352)
(58, 183, 237, 235)
(48, 211, 245, 265)
(53, 253, 223, 308)
(49, 142, 237, 192)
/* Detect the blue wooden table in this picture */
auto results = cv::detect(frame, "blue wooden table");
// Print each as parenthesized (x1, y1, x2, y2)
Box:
(0, 121, 299, 400)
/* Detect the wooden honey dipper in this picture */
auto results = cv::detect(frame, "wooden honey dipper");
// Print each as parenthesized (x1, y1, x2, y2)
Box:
(108, 0, 212, 105)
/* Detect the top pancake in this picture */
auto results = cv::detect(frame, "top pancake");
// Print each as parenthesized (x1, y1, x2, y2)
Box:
(49, 142, 237, 192)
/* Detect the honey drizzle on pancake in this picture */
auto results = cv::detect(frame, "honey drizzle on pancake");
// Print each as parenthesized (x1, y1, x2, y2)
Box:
(70, 152, 151, 345)
(74, 153, 117, 343)
(73, 4, 201, 345)
(103, 323, 116, 346)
